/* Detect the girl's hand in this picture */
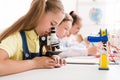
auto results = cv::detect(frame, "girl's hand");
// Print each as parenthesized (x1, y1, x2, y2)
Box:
(51, 55, 66, 68)
(88, 46, 98, 56)
(32, 56, 60, 69)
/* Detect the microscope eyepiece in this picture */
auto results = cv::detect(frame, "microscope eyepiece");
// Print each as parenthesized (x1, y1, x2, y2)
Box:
(51, 27, 55, 33)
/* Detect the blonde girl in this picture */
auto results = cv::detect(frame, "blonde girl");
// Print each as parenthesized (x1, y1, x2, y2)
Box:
(0, 0, 66, 76)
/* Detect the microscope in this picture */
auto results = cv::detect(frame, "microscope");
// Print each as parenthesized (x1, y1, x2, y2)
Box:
(39, 27, 62, 57)
(87, 29, 109, 70)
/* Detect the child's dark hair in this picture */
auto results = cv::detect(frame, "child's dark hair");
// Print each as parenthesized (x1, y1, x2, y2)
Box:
(69, 11, 81, 25)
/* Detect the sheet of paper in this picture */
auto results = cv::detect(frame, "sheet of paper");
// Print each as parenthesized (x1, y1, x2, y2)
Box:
(66, 56, 99, 64)
(65, 56, 118, 65)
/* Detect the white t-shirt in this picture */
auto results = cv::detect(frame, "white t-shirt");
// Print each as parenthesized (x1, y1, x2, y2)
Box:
(59, 36, 88, 58)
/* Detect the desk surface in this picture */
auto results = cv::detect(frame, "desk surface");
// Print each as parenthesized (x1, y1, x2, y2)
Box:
(1, 64, 120, 80)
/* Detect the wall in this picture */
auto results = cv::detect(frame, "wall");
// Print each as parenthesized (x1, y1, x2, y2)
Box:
(62, 0, 120, 37)
(0, 0, 120, 38)
(0, 0, 32, 32)
(0, 0, 76, 33)
(61, 0, 76, 13)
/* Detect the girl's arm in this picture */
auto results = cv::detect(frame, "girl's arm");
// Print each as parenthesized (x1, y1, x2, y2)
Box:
(0, 49, 58, 76)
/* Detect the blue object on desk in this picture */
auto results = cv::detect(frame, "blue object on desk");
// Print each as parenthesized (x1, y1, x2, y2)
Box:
(87, 36, 108, 42)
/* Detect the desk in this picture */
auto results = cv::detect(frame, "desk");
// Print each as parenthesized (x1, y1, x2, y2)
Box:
(1, 64, 120, 80)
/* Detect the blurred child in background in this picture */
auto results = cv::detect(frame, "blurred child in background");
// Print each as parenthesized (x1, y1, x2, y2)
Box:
(56, 13, 73, 38)
(56, 11, 98, 58)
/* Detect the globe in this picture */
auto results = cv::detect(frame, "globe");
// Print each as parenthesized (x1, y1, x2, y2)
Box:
(89, 8, 102, 24)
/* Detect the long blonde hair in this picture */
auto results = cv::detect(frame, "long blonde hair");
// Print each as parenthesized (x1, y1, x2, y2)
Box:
(0, 0, 64, 42)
